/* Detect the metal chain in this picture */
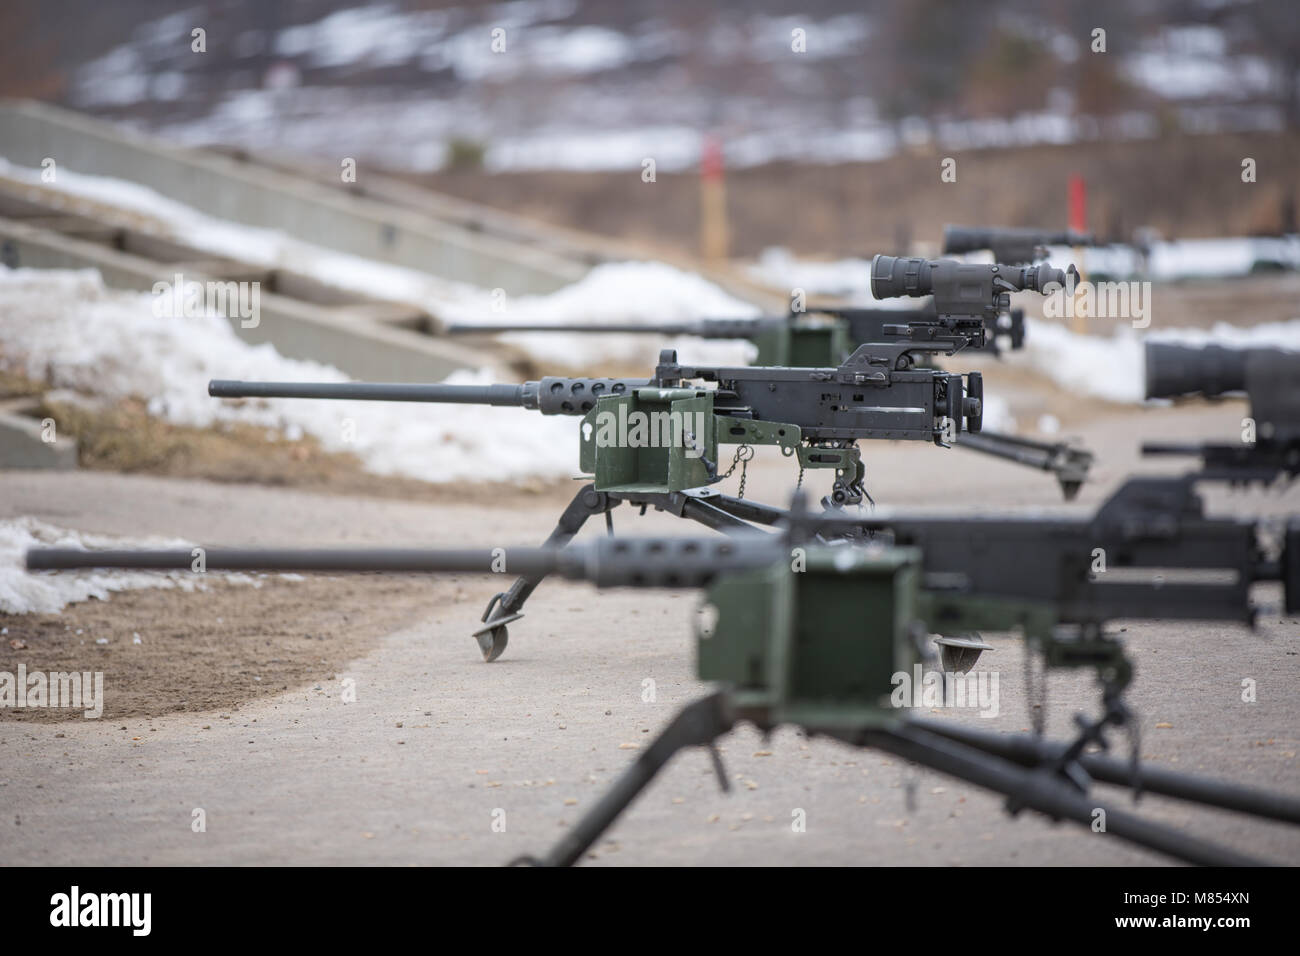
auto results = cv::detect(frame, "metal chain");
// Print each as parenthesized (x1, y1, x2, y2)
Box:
(1025, 642, 1047, 736)
(1126, 706, 1142, 793)
(718, 444, 755, 499)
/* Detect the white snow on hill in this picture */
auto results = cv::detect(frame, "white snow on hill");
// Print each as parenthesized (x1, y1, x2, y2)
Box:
(0, 158, 761, 369)
(0, 267, 579, 482)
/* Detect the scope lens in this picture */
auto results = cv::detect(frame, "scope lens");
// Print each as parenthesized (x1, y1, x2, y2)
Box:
(870, 255, 933, 299)
(1144, 342, 1247, 399)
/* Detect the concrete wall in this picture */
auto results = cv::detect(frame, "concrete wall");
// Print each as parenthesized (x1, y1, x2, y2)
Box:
(1, 218, 500, 382)
(0, 100, 588, 296)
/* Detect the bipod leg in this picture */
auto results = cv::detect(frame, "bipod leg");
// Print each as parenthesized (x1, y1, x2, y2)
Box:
(678, 497, 768, 534)
(472, 483, 613, 662)
(511, 693, 735, 867)
(698, 493, 790, 527)
(627, 491, 768, 535)
(956, 430, 1093, 500)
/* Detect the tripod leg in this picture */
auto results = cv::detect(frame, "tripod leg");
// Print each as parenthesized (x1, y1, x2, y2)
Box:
(907, 717, 1300, 825)
(851, 723, 1268, 866)
(678, 497, 765, 533)
(512, 693, 735, 867)
(473, 484, 612, 662)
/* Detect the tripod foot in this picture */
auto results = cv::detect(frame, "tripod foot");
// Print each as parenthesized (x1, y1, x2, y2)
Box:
(472, 607, 523, 662)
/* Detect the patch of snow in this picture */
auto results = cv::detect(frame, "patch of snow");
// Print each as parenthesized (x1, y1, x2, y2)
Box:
(1124, 25, 1276, 101)
(746, 248, 911, 305)
(1, 517, 213, 615)
(1147, 237, 1300, 280)
(0, 267, 577, 483)
(1015, 317, 1300, 403)
(439, 261, 761, 366)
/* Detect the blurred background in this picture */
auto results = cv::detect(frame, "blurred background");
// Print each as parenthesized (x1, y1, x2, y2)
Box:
(2, 0, 1298, 254)
(1, 0, 1299, 505)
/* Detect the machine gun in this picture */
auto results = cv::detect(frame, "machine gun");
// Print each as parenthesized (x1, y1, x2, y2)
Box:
(207, 257, 1074, 661)
(1143, 341, 1300, 482)
(209, 337, 981, 662)
(446, 254, 1060, 366)
(443, 302, 1026, 368)
(26, 489, 1300, 866)
(445, 255, 1087, 496)
(686, 339, 1300, 548)
(943, 225, 1095, 265)
(687, 343, 1300, 677)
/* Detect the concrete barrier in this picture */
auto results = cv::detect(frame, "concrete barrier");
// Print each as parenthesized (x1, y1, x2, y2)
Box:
(0, 100, 588, 296)
(1, 218, 502, 382)
(0, 399, 77, 469)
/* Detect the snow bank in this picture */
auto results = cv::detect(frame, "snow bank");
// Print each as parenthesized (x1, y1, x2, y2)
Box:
(746, 247, 914, 305)
(0, 517, 244, 615)
(0, 260, 767, 481)
(1043, 237, 1300, 280)
(0, 267, 577, 482)
(0, 159, 760, 368)
(438, 260, 760, 366)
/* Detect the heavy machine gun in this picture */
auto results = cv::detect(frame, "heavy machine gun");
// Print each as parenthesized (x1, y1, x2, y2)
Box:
(26, 487, 1300, 866)
(445, 256, 1088, 496)
(209, 335, 982, 662)
(203, 257, 1080, 661)
(942, 225, 1095, 265)
(444, 302, 1026, 367)
(447, 253, 1058, 366)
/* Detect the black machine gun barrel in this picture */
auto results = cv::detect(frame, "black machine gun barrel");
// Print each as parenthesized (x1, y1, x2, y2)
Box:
(442, 308, 1026, 354)
(942, 225, 1094, 263)
(26, 535, 779, 588)
(442, 318, 776, 338)
(211, 342, 985, 439)
(209, 376, 648, 416)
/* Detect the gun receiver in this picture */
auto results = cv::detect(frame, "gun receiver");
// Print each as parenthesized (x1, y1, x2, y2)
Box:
(649, 345, 983, 441)
(942, 225, 1095, 264)
(1142, 342, 1300, 481)
(816, 476, 1296, 635)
